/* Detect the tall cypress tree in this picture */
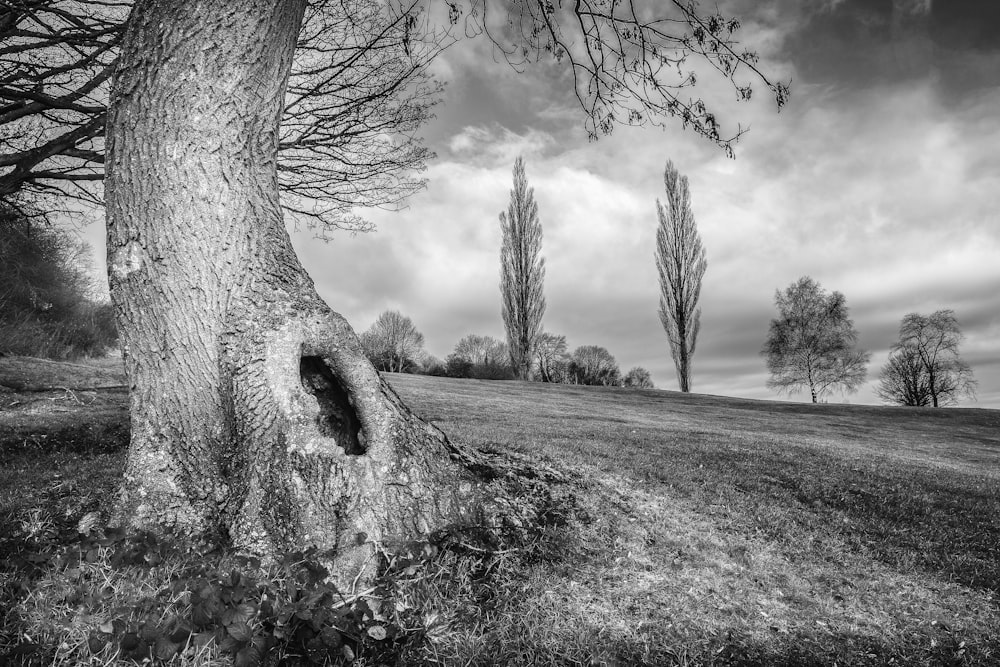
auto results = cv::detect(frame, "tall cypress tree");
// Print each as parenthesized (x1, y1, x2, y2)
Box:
(499, 156, 546, 380)
(655, 160, 707, 392)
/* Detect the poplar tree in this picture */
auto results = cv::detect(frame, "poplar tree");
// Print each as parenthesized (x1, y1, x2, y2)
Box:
(499, 157, 546, 380)
(655, 160, 707, 392)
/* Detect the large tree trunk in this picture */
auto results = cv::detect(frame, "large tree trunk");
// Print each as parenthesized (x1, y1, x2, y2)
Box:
(105, 0, 487, 581)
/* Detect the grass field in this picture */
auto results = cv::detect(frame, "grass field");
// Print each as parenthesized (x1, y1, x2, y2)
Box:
(2, 358, 999, 665)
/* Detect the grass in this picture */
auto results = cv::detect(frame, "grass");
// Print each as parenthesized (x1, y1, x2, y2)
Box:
(2, 358, 999, 665)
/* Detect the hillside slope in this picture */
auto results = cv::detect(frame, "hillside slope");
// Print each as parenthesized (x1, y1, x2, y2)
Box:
(387, 374, 1000, 664)
(2, 361, 998, 665)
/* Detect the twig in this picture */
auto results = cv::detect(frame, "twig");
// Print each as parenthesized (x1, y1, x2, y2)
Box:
(330, 586, 378, 610)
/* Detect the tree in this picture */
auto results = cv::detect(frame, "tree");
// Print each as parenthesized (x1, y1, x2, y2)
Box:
(9, 0, 785, 579)
(622, 367, 654, 389)
(878, 310, 976, 407)
(453, 334, 506, 367)
(0, 0, 442, 231)
(568, 345, 621, 386)
(445, 353, 475, 379)
(499, 156, 545, 381)
(360, 310, 426, 373)
(450, 334, 512, 379)
(0, 201, 117, 358)
(762, 277, 870, 403)
(655, 160, 706, 393)
(875, 347, 932, 407)
(419, 354, 448, 377)
(534, 332, 569, 383)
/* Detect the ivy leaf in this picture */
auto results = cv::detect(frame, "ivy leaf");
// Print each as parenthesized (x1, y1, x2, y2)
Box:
(221, 602, 256, 628)
(319, 626, 342, 649)
(154, 636, 182, 661)
(119, 632, 140, 651)
(233, 642, 264, 667)
(191, 602, 214, 628)
(226, 622, 253, 643)
(219, 634, 243, 655)
(87, 632, 108, 655)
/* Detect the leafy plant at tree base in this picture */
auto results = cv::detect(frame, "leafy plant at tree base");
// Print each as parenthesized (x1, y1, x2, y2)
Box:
(3, 452, 580, 666)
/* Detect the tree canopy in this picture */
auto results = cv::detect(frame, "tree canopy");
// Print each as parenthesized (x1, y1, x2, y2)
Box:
(623, 366, 654, 389)
(762, 277, 870, 403)
(0, 0, 443, 230)
(568, 345, 621, 386)
(877, 310, 976, 407)
(360, 309, 427, 373)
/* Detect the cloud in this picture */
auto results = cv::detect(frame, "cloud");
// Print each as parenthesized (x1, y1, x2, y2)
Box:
(445, 125, 557, 165)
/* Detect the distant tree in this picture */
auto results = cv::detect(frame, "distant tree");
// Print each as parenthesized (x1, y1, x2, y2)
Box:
(419, 355, 448, 377)
(569, 345, 621, 386)
(534, 332, 570, 383)
(499, 156, 546, 381)
(878, 310, 976, 407)
(762, 277, 870, 403)
(875, 347, 932, 407)
(623, 367, 654, 389)
(449, 334, 512, 379)
(453, 334, 505, 367)
(445, 353, 475, 379)
(360, 310, 426, 373)
(655, 160, 706, 393)
(0, 203, 117, 358)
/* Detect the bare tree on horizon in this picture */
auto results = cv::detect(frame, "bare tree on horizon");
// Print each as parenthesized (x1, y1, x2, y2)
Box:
(360, 310, 426, 373)
(535, 332, 569, 383)
(877, 310, 976, 407)
(656, 160, 706, 393)
(499, 156, 546, 381)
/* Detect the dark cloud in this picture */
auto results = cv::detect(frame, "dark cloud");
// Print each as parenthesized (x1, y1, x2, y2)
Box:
(930, 0, 1000, 52)
(761, 0, 1000, 102)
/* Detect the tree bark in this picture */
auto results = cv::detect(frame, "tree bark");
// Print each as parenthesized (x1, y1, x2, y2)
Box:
(105, 0, 487, 581)
(676, 315, 690, 393)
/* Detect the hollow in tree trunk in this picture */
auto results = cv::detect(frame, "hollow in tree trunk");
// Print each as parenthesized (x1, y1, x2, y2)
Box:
(105, 0, 489, 581)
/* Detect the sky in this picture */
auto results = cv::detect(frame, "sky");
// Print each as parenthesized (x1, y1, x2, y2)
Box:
(83, 0, 1000, 408)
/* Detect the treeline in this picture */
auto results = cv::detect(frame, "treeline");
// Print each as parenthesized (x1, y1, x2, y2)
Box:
(358, 310, 654, 388)
(0, 205, 118, 359)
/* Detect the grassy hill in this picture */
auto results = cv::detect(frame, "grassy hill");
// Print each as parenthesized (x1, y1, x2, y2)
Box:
(2, 359, 999, 665)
